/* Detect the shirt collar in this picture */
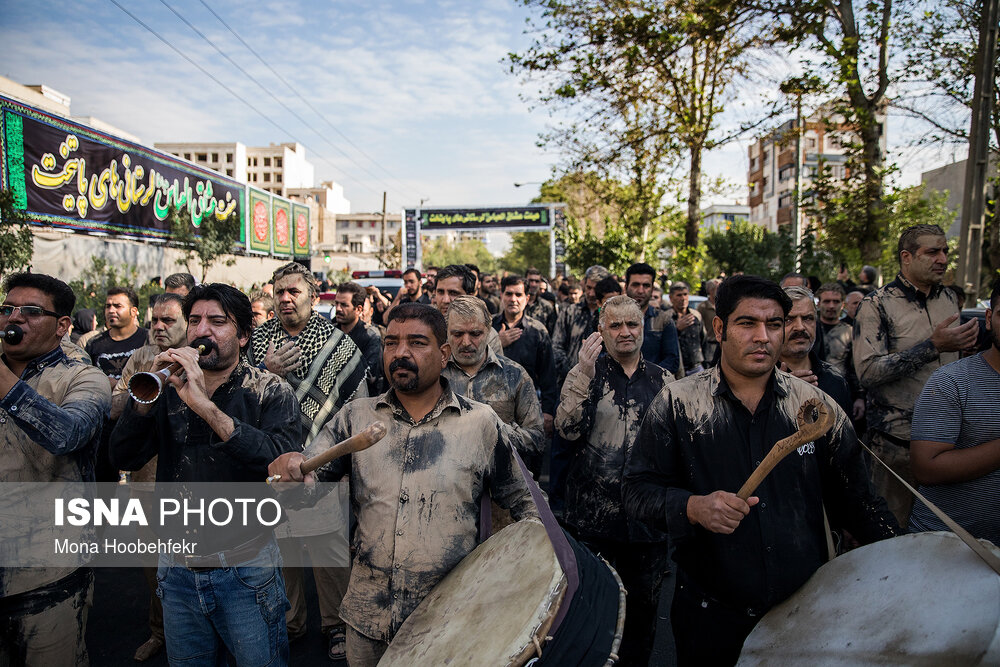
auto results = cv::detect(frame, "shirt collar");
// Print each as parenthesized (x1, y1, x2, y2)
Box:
(6, 346, 66, 378)
(446, 347, 502, 378)
(892, 272, 944, 301)
(711, 364, 787, 400)
(375, 376, 463, 423)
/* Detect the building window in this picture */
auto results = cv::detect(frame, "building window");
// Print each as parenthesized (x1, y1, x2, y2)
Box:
(276, 173, 282, 183)
(184, 153, 192, 160)
(226, 153, 233, 162)
(807, 137, 817, 149)
(778, 165, 794, 182)
(275, 158, 282, 168)
(263, 173, 271, 182)
(749, 156, 758, 170)
(778, 192, 793, 209)
(211, 152, 219, 162)
(342, 235, 349, 244)
(264, 157, 271, 167)
(196, 153, 207, 162)
(226, 169, 233, 176)
(762, 151, 769, 164)
(349, 242, 363, 253)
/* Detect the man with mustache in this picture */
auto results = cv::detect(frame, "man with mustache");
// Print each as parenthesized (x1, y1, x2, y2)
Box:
(556, 295, 673, 665)
(854, 224, 979, 526)
(110, 284, 302, 665)
(778, 286, 852, 416)
(625, 275, 899, 666)
(268, 303, 537, 666)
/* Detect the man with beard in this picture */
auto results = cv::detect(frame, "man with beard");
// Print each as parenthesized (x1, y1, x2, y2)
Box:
(815, 282, 865, 422)
(110, 285, 301, 665)
(249, 292, 275, 328)
(336, 282, 385, 395)
(431, 264, 504, 356)
(386, 268, 430, 319)
(268, 303, 537, 666)
(443, 296, 544, 462)
(908, 280, 1000, 544)
(525, 268, 557, 335)
(553, 265, 610, 378)
(624, 275, 899, 666)
(246, 262, 367, 659)
(854, 224, 980, 525)
(669, 281, 706, 376)
(556, 295, 672, 665)
(624, 262, 680, 374)
(778, 286, 852, 415)
(86, 286, 148, 389)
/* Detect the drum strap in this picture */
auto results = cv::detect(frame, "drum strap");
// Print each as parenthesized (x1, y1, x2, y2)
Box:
(860, 439, 1000, 576)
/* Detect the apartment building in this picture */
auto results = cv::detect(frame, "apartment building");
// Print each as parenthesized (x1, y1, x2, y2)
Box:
(155, 141, 315, 197)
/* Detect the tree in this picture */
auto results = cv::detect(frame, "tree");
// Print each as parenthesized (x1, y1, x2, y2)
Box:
(704, 218, 784, 279)
(67, 257, 156, 325)
(500, 232, 551, 276)
(167, 205, 242, 282)
(0, 189, 33, 276)
(420, 237, 497, 274)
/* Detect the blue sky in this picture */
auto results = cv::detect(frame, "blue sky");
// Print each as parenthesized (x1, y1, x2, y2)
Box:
(0, 0, 957, 215)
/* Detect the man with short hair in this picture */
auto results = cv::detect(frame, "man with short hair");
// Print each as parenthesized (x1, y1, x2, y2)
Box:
(669, 281, 705, 376)
(815, 282, 864, 421)
(249, 292, 275, 328)
(433, 264, 504, 356)
(858, 265, 878, 294)
(0, 272, 111, 666)
(625, 275, 899, 665)
(108, 292, 186, 660)
(908, 280, 1000, 545)
(386, 268, 430, 320)
(492, 276, 558, 445)
(525, 268, 557, 335)
(854, 224, 980, 526)
(268, 303, 537, 666)
(778, 286, 852, 415)
(625, 262, 680, 374)
(556, 295, 672, 665)
(443, 296, 544, 461)
(843, 288, 864, 327)
(423, 266, 439, 293)
(553, 265, 610, 376)
(336, 281, 385, 395)
(476, 270, 501, 315)
(163, 272, 195, 297)
(86, 286, 149, 388)
(779, 272, 808, 289)
(246, 262, 368, 659)
(594, 276, 623, 307)
(699, 278, 721, 367)
(111, 284, 301, 666)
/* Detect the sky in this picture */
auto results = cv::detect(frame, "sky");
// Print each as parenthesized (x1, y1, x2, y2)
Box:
(0, 0, 965, 215)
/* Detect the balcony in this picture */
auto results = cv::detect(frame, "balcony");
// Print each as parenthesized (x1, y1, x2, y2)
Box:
(776, 207, 792, 225)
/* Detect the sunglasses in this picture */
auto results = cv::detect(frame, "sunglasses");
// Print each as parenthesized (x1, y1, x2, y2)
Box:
(0, 305, 62, 318)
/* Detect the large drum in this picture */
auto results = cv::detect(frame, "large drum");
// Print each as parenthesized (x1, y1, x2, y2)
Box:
(738, 532, 1000, 665)
(379, 519, 626, 666)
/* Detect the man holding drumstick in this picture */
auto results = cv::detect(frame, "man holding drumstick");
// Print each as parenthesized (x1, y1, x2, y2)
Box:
(269, 303, 537, 666)
(624, 275, 899, 666)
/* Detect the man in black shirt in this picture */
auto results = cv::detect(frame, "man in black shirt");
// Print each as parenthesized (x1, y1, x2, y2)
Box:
(111, 284, 301, 665)
(524, 268, 557, 335)
(86, 286, 149, 388)
(336, 281, 384, 395)
(624, 275, 899, 666)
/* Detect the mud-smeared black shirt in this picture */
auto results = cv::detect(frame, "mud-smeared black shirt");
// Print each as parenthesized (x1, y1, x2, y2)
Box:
(624, 367, 899, 612)
(556, 355, 671, 543)
(491, 313, 557, 414)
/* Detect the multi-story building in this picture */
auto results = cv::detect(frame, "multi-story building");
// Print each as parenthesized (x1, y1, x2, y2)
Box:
(154, 141, 314, 197)
(747, 105, 886, 233)
(155, 142, 247, 181)
(702, 204, 750, 232)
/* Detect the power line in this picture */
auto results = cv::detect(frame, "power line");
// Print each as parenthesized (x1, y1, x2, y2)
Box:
(155, 0, 408, 209)
(196, 0, 424, 203)
(107, 0, 403, 210)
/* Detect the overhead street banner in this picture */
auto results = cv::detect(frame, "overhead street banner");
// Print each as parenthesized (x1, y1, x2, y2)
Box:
(417, 206, 551, 231)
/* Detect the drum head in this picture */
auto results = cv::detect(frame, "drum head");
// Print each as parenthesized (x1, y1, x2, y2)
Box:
(739, 532, 1000, 665)
(379, 519, 566, 667)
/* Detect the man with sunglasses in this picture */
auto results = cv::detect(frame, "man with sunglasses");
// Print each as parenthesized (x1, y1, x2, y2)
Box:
(0, 272, 112, 666)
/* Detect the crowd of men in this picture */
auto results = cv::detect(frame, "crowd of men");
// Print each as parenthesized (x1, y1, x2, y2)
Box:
(1, 221, 997, 666)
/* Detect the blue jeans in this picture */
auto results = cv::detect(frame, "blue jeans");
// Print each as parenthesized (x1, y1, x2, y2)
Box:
(156, 538, 289, 666)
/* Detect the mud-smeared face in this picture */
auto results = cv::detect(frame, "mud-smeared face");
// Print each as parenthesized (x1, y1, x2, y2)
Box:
(448, 315, 488, 370)
(717, 297, 784, 379)
(600, 304, 643, 358)
(626, 273, 654, 310)
(902, 234, 948, 289)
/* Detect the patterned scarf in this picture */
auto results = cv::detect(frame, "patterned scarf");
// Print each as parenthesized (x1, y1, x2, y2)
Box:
(248, 312, 366, 446)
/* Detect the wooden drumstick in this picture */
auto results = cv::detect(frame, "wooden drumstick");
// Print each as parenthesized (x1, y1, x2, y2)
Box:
(266, 421, 387, 484)
(737, 398, 834, 501)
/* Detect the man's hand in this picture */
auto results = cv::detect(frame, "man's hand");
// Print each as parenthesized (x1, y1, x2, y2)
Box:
(676, 312, 697, 331)
(164, 347, 211, 411)
(498, 322, 523, 347)
(930, 314, 980, 353)
(779, 362, 818, 387)
(268, 451, 314, 483)
(578, 332, 602, 379)
(852, 397, 866, 420)
(264, 340, 303, 378)
(543, 413, 554, 437)
(687, 491, 759, 534)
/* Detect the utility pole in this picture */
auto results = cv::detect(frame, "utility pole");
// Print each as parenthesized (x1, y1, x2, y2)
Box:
(956, 0, 999, 298)
(793, 93, 804, 271)
(379, 191, 387, 269)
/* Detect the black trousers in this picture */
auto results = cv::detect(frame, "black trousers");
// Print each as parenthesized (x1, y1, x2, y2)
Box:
(580, 537, 669, 667)
(671, 570, 763, 667)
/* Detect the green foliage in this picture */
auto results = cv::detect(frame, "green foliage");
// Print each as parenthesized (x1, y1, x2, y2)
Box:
(167, 205, 241, 282)
(704, 218, 784, 280)
(500, 232, 551, 275)
(876, 185, 957, 280)
(558, 218, 639, 276)
(67, 257, 157, 325)
(420, 236, 497, 274)
(0, 189, 34, 277)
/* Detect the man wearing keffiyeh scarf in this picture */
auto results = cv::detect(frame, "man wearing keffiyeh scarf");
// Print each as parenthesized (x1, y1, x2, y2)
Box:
(245, 262, 367, 659)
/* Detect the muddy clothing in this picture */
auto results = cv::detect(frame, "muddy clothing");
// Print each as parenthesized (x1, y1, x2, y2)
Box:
(819, 319, 861, 400)
(624, 366, 898, 615)
(110, 361, 301, 552)
(442, 349, 545, 458)
(0, 346, 111, 597)
(85, 327, 149, 381)
(526, 297, 557, 336)
(311, 380, 538, 642)
(853, 274, 961, 442)
(641, 307, 680, 375)
(553, 302, 598, 379)
(248, 312, 367, 446)
(697, 300, 718, 367)
(670, 307, 705, 373)
(478, 292, 500, 316)
(556, 356, 671, 543)
(808, 351, 852, 417)
(491, 314, 558, 414)
(345, 322, 385, 396)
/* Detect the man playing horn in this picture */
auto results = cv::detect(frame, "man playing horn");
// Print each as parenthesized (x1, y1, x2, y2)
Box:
(624, 275, 900, 666)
